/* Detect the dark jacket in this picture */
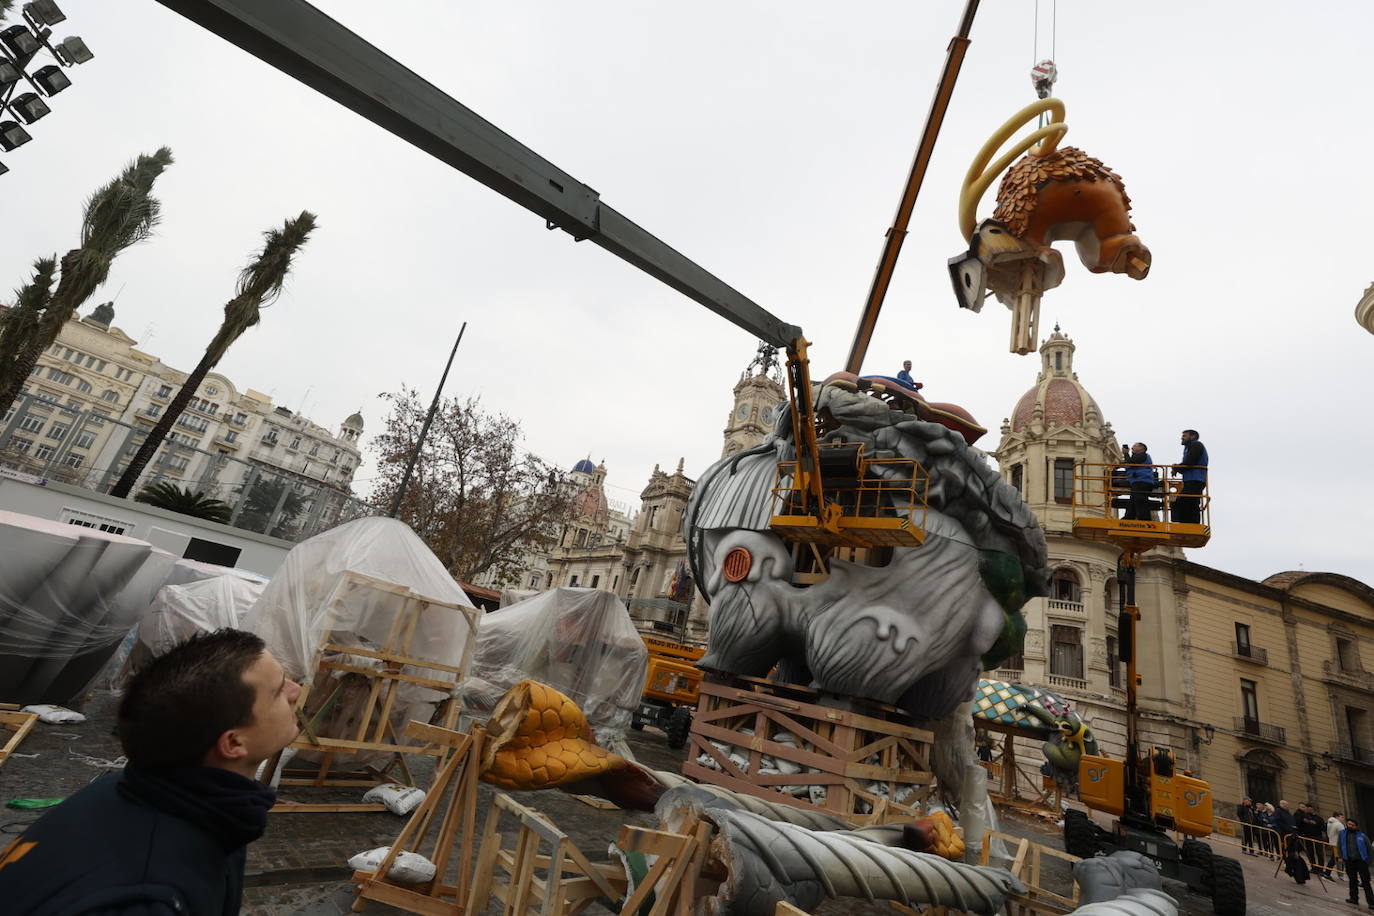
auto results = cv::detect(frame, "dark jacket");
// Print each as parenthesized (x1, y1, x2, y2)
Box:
(1272, 806, 1298, 836)
(1236, 804, 1255, 825)
(1178, 440, 1208, 483)
(1295, 809, 1324, 839)
(0, 765, 274, 915)
(1125, 452, 1156, 486)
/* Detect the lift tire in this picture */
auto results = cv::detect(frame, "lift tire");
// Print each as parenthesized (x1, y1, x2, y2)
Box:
(1063, 808, 1088, 820)
(1210, 853, 1246, 916)
(1063, 813, 1100, 858)
(630, 717, 645, 731)
(1182, 837, 1215, 892)
(666, 707, 692, 749)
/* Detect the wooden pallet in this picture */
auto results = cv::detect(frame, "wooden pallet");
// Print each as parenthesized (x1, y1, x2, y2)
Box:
(271, 571, 480, 809)
(0, 709, 38, 770)
(683, 675, 935, 825)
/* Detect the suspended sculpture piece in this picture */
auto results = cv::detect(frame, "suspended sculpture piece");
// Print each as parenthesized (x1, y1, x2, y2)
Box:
(687, 381, 1048, 722)
(949, 98, 1151, 354)
(973, 678, 1099, 788)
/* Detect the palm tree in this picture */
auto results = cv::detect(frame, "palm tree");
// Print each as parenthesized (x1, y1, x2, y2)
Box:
(109, 211, 318, 499)
(0, 257, 58, 399)
(135, 482, 232, 524)
(0, 148, 174, 416)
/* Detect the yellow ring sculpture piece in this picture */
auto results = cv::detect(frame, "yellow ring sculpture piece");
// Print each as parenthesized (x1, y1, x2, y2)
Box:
(958, 98, 1067, 242)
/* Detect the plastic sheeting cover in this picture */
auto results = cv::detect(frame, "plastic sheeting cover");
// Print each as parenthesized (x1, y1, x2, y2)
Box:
(248, 516, 476, 682)
(459, 587, 647, 750)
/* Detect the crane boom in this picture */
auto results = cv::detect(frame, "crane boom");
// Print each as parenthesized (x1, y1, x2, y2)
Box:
(151, 0, 802, 349)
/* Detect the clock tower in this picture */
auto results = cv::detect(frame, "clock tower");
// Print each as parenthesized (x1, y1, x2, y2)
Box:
(722, 343, 787, 457)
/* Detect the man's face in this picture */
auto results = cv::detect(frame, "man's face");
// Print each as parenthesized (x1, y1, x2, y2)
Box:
(903, 361, 912, 371)
(1181, 431, 1195, 444)
(236, 651, 302, 765)
(1131, 444, 1146, 455)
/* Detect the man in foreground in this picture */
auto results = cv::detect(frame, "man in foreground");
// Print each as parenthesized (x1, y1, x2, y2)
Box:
(1339, 816, 1374, 908)
(0, 629, 301, 914)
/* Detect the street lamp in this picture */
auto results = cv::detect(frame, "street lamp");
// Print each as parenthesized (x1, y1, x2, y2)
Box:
(0, 119, 31, 151)
(31, 64, 67, 95)
(9, 91, 48, 124)
(0, 1, 94, 174)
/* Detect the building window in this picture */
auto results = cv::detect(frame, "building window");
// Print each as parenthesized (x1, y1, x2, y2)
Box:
(97, 360, 107, 372)
(156, 384, 173, 399)
(309, 442, 319, 456)
(591, 575, 600, 588)
(289, 435, 302, 450)
(34, 444, 55, 461)
(62, 453, 83, 469)
(1010, 463, 1023, 494)
(1106, 635, 1120, 687)
(1053, 458, 1075, 504)
(1235, 622, 1253, 657)
(18, 415, 43, 433)
(1050, 568, 1081, 603)
(570, 575, 579, 587)
(168, 455, 190, 472)
(1240, 679, 1260, 724)
(574, 529, 587, 547)
(74, 431, 96, 450)
(529, 574, 541, 588)
(1002, 652, 1024, 671)
(75, 379, 92, 393)
(1337, 637, 1360, 673)
(8, 436, 33, 453)
(1050, 625, 1083, 680)
(225, 431, 238, 443)
(1104, 577, 1117, 612)
(102, 390, 120, 403)
(45, 423, 69, 441)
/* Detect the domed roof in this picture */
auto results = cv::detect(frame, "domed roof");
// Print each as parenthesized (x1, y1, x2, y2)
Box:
(1009, 327, 1102, 433)
(343, 411, 364, 429)
(572, 458, 597, 474)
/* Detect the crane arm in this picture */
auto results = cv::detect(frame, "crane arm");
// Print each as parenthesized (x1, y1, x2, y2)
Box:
(152, 0, 802, 349)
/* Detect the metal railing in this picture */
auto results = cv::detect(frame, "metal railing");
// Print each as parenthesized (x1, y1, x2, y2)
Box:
(1231, 643, 1268, 665)
(1071, 462, 1210, 528)
(770, 444, 929, 549)
(0, 391, 377, 542)
(1233, 717, 1286, 744)
(1331, 743, 1374, 765)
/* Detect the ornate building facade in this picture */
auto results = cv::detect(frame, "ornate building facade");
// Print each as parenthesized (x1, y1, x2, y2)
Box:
(994, 328, 1374, 825)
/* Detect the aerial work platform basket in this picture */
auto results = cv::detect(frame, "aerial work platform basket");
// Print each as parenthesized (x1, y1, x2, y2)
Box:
(1070, 461, 1210, 550)
(769, 442, 929, 550)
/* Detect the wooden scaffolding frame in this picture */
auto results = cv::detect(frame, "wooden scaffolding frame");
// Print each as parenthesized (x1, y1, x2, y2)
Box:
(0, 707, 37, 771)
(272, 571, 480, 810)
(684, 674, 935, 824)
(977, 719, 1063, 819)
(351, 722, 485, 914)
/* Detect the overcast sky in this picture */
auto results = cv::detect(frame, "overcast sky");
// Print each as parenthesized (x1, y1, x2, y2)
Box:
(3, 1, 1370, 586)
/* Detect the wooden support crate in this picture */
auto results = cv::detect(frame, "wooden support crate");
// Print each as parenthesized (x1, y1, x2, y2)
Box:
(0, 709, 38, 770)
(683, 675, 935, 825)
(272, 571, 480, 808)
(977, 720, 1063, 819)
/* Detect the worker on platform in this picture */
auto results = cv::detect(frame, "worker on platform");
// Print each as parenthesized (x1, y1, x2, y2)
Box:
(1122, 442, 1156, 520)
(895, 360, 921, 391)
(1171, 429, 1208, 524)
(0, 629, 301, 915)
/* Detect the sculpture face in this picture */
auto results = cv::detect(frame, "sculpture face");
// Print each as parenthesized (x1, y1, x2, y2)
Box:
(686, 382, 1049, 721)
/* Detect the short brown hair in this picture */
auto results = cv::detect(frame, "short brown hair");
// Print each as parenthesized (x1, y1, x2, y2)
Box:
(118, 629, 266, 767)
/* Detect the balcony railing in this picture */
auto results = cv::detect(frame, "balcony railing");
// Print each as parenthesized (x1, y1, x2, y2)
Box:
(1323, 660, 1374, 692)
(1047, 598, 1085, 616)
(1231, 643, 1268, 665)
(1047, 674, 1087, 691)
(1234, 717, 1286, 744)
(1331, 743, 1374, 766)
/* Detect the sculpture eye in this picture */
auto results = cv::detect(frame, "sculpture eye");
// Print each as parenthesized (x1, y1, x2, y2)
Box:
(988, 227, 1002, 234)
(722, 547, 752, 583)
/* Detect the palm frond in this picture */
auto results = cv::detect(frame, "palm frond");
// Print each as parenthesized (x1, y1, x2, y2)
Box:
(236, 210, 318, 307)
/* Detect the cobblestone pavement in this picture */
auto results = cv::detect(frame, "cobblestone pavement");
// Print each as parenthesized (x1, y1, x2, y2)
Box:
(0, 693, 1338, 914)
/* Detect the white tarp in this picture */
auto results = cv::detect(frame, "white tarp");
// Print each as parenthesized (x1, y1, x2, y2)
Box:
(459, 587, 647, 752)
(0, 510, 176, 705)
(248, 516, 476, 683)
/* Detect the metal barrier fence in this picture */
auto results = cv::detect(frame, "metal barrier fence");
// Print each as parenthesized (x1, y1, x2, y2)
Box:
(0, 391, 379, 542)
(1206, 817, 1346, 879)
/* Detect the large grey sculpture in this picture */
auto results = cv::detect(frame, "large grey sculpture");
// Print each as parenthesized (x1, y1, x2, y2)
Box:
(686, 381, 1048, 720)
(656, 789, 1023, 916)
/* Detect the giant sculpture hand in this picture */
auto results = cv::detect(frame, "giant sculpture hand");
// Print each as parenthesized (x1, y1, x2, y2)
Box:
(686, 381, 1048, 721)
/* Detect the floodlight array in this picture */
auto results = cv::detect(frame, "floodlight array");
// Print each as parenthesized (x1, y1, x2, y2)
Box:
(0, 1, 93, 175)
